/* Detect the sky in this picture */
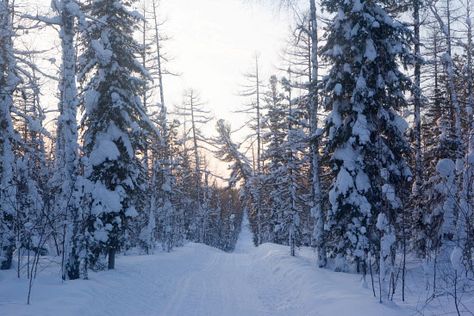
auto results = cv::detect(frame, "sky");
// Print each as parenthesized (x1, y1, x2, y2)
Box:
(26, 0, 297, 181)
(152, 0, 295, 177)
(159, 0, 292, 133)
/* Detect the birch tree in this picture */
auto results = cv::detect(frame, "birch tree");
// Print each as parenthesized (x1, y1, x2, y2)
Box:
(0, 0, 19, 270)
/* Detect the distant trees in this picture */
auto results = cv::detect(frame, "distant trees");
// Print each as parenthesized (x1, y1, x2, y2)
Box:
(174, 89, 213, 242)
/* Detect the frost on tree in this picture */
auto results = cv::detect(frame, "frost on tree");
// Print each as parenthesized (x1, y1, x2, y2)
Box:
(0, 0, 19, 270)
(214, 119, 256, 240)
(79, 0, 152, 270)
(36, 0, 85, 280)
(174, 89, 212, 243)
(262, 75, 305, 255)
(320, 0, 413, 294)
(420, 159, 457, 265)
(262, 76, 288, 244)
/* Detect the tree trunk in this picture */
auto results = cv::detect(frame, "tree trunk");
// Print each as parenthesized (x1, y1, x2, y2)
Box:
(152, 0, 166, 110)
(108, 247, 116, 270)
(413, 0, 423, 194)
(309, 0, 326, 268)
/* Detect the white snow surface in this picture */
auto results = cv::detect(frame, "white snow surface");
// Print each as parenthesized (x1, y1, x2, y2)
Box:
(234, 212, 254, 253)
(436, 158, 455, 178)
(0, 228, 438, 316)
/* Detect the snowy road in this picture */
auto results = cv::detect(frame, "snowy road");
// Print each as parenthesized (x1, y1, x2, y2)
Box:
(1, 219, 412, 316)
(159, 249, 266, 315)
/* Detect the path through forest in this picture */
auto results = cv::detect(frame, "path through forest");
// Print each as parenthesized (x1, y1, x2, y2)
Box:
(1, 217, 412, 316)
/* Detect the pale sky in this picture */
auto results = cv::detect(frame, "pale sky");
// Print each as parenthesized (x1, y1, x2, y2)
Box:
(26, 0, 299, 181)
(159, 0, 292, 133)
(153, 0, 295, 177)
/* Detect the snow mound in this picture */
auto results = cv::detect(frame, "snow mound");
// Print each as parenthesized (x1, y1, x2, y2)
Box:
(436, 158, 455, 178)
(248, 243, 408, 316)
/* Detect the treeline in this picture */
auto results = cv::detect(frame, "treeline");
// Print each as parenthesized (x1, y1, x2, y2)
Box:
(0, 0, 242, 290)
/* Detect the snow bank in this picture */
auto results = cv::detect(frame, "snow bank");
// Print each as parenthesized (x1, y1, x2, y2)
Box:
(248, 243, 408, 316)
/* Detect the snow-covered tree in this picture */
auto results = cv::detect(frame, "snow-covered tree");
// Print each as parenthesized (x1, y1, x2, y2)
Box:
(78, 0, 152, 270)
(320, 0, 413, 298)
(38, 0, 85, 280)
(13, 54, 50, 279)
(174, 89, 212, 243)
(262, 75, 306, 255)
(308, 0, 327, 268)
(136, 0, 179, 254)
(262, 76, 288, 243)
(277, 0, 327, 268)
(413, 2, 467, 288)
(0, 0, 20, 270)
(214, 119, 261, 246)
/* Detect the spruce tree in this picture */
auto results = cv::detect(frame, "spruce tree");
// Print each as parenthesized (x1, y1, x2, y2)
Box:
(320, 0, 413, 297)
(79, 0, 151, 270)
(262, 75, 288, 243)
(262, 75, 305, 254)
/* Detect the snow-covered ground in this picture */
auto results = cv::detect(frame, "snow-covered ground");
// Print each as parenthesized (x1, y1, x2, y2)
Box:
(0, 220, 469, 315)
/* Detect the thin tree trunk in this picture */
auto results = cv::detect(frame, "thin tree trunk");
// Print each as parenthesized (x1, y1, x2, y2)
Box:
(152, 0, 166, 110)
(402, 229, 407, 301)
(287, 72, 297, 256)
(108, 247, 115, 270)
(369, 254, 376, 297)
(190, 93, 203, 242)
(309, 0, 326, 268)
(413, 0, 423, 194)
(255, 56, 262, 173)
(461, 0, 474, 271)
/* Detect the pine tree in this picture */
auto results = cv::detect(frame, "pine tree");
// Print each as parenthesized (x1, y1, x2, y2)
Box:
(320, 0, 413, 299)
(78, 0, 152, 270)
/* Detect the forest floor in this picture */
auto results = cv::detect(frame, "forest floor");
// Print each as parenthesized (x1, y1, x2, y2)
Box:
(0, 220, 471, 315)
